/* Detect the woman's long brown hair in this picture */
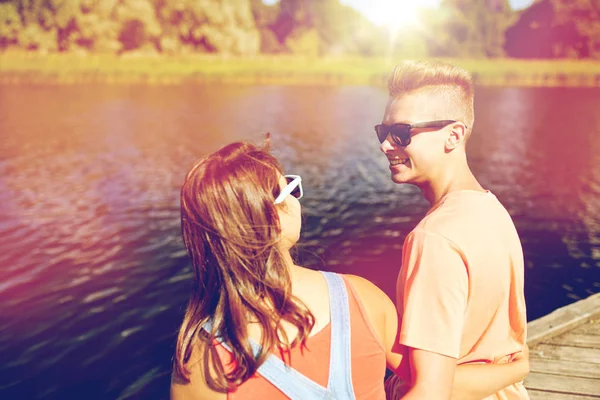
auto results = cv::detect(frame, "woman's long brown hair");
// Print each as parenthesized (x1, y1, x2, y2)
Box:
(173, 141, 315, 391)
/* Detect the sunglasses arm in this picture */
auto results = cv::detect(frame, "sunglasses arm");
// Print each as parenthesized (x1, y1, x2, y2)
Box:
(274, 176, 302, 205)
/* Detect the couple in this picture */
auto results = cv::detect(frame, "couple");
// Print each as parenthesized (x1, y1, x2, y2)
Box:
(170, 60, 530, 399)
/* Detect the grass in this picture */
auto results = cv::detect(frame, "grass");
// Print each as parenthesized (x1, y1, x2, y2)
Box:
(1, 52, 600, 87)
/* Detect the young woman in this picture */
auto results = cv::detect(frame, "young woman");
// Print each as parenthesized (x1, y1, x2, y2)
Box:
(171, 141, 529, 400)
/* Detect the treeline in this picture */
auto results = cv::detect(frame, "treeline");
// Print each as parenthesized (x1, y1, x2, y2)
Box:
(0, 0, 599, 59)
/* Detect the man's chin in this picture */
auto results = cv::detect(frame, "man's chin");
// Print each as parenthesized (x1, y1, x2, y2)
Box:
(391, 173, 412, 185)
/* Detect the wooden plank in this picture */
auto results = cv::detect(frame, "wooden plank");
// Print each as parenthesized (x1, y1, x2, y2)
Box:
(524, 372, 600, 396)
(545, 332, 600, 348)
(572, 320, 600, 336)
(530, 357, 600, 379)
(531, 343, 600, 364)
(527, 389, 600, 400)
(527, 293, 600, 346)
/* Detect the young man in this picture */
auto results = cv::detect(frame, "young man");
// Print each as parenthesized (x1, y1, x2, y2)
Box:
(377, 60, 529, 399)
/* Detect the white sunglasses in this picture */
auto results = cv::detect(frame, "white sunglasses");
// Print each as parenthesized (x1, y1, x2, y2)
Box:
(274, 175, 303, 205)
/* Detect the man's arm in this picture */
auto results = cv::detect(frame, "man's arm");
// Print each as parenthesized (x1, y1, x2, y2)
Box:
(402, 348, 456, 400)
(390, 346, 530, 400)
(451, 345, 530, 400)
(395, 230, 468, 399)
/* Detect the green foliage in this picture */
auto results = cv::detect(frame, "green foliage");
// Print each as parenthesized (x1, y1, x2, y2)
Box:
(387, 27, 429, 59)
(273, 0, 387, 56)
(285, 27, 319, 56)
(423, 0, 515, 57)
(1, 0, 261, 55)
(0, 3, 22, 48)
(250, 0, 279, 27)
(19, 23, 57, 52)
(250, 0, 284, 53)
(151, 0, 260, 54)
(0, 0, 598, 60)
(258, 27, 282, 53)
(505, 0, 600, 59)
(312, 0, 379, 56)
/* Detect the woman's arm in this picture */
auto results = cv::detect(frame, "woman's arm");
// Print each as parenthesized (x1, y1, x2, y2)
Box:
(451, 345, 530, 400)
(343, 275, 409, 374)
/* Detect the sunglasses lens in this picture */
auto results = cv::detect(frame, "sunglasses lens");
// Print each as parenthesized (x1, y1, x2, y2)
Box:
(375, 126, 388, 143)
(391, 126, 410, 146)
(376, 125, 411, 146)
(286, 176, 302, 199)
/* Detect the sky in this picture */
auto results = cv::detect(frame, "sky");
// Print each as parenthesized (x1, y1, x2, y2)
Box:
(340, 0, 536, 12)
(262, 0, 536, 26)
(342, 0, 536, 26)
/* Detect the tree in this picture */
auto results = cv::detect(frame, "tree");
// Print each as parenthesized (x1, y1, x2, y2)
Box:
(154, 0, 260, 55)
(0, 0, 262, 55)
(505, 0, 600, 59)
(286, 27, 319, 56)
(0, 3, 22, 48)
(113, 0, 161, 53)
(250, 0, 284, 53)
(424, 0, 515, 57)
(272, 0, 384, 56)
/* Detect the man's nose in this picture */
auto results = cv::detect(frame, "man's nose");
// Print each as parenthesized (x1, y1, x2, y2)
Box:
(379, 134, 396, 153)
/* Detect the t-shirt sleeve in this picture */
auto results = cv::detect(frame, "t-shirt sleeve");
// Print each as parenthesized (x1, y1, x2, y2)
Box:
(397, 229, 468, 359)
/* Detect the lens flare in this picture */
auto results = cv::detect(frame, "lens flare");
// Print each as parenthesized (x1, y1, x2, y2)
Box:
(357, 0, 440, 28)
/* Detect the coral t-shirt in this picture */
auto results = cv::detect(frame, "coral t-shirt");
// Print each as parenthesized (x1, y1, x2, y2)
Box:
(396, 190, 529, 399)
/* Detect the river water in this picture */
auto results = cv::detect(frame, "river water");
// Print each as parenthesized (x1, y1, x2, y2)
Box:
(0, 84, 599, 399)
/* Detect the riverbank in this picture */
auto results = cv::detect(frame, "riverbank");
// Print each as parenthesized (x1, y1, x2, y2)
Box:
(1, 53, 600, 87)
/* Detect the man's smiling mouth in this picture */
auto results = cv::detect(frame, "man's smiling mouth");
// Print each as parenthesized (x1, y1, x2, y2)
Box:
(389, 158, 409, 166)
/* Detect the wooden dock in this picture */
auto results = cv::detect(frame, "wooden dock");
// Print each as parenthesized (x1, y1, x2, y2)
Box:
(525, 292, 600, 399)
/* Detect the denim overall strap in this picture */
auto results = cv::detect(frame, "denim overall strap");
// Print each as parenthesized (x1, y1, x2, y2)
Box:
(200, 272, 356, 399)
(201, 321, 330, 398)
(250, 272, 356, 399)
(320, 271, 356, 399)
(201, 320, 243, 354)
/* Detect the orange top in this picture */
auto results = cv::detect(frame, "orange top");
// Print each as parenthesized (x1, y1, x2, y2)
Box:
(396, 190, 529, 400)
(215, 276, 387, 399)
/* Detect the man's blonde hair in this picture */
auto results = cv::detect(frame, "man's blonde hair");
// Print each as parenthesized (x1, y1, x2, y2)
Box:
(388, 60, 475, 130)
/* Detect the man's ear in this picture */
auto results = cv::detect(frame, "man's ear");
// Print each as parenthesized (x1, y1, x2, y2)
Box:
(445, 123, 466, 150)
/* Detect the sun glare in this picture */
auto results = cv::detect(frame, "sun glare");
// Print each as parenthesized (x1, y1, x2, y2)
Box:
(363, 0, 440, 28)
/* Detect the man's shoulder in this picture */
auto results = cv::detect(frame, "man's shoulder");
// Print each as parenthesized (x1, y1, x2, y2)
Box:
(411, 205, 465, 244)
(425, 191, 514, 230)
(407, 192, 519, 255)
(403, 226, 462, 255)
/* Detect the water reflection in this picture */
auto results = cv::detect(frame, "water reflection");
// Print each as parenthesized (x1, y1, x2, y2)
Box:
(0, 84, 598, 399)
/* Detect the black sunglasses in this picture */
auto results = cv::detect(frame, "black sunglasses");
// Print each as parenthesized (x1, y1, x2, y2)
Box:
(374, 120, 460, 147)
